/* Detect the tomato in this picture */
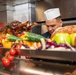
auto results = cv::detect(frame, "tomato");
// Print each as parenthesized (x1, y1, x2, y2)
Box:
(2, 57, 5, 62)
(25, 56, 30, 59)
(16, 44, 22, 49)
(10, 49, 16, 56)
(2, 57, 10, 67)
(17, 34, 21, 37)
(15, 49, 21, 56)
(21, 32, 25, 36)
(3, 36, 7, 39)
(7, 55, 14, 62)
(15, 44, 21, 56)
(0, 49, 3, 54)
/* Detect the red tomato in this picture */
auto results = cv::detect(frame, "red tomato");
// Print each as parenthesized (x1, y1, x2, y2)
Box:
(2, 58, 10, 67)
(17, 34, 21, 37)
(0, 49, 3, 54)
(9, 49, 16, 56)
(16, 44, 22, 49)
(0, 37, 2, 40)
(25, 56, 30, 59)
(7, 55, 14, 62)
(21, 32, 25, 36)
(15, 49, 21, 56)
(15, 44, 21, 56)
(2, 57, 5, 62)
(3, 36, 7, 39)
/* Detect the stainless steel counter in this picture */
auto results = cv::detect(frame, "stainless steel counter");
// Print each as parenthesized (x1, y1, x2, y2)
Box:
(2, 48, 76, 62)
(1, 48, 76, 75)
(0, 58, 76, 75)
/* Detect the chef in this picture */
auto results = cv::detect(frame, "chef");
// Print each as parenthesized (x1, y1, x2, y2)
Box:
(42, 8, 63, 38)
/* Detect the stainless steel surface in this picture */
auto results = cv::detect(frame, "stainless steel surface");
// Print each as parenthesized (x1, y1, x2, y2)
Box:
(21, 50, 76, 62)
(19, 59, 76, 75)
(1, 48, 76, 75)
(2, 48, 76, 62)
(0, 58, 20, 75)
(63, 20, 76, 25)
(0, 58, 75, 75)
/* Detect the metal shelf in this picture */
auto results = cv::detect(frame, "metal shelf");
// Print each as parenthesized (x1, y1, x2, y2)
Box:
(20, 49, 76, 62)
(2, 48, 76, 62)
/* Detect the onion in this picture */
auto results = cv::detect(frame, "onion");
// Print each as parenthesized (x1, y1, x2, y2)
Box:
(22, 44, 29, 48)
(40, 38, 46, 50)
(46, 41, 59, 49)
(0, 43, 3, 47)
(46, 41, 73, 50)
(65, 42, 76, 51)
(59, 43, 71, 48)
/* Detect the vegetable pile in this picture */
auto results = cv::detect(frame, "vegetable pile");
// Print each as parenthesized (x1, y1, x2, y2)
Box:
(0, 22, 76, 67)
(0, 31, 46, 67)
(0, 31, 76, 67)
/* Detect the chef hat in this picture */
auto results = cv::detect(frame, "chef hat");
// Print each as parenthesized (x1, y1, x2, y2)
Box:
(44, 8, 61, 20)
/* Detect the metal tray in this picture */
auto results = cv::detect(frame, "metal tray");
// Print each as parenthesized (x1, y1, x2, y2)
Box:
(20, 49, 76, 62)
